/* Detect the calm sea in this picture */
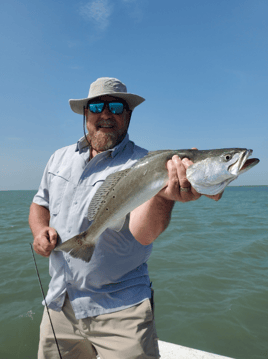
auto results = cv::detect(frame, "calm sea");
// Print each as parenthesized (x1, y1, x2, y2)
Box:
(0, 188, 267, 359)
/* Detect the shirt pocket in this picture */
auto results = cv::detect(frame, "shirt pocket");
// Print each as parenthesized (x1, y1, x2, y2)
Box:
(48, 166, 71, 215)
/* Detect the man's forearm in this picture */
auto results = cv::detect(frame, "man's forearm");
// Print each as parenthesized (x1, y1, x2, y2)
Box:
(29, 203, 50, 237)
(129, 195, 175, 245)
(29, 203, 58, 257)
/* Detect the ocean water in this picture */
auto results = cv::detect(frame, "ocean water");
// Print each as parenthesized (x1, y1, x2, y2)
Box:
(0, 188, 267, 359)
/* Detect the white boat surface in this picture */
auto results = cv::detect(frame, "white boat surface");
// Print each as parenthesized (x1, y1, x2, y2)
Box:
(158, 340, 233, 359)
(96, 340, 233, 358)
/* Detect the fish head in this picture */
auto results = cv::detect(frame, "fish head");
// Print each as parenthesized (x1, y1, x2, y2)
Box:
(186, 148, 259, 195)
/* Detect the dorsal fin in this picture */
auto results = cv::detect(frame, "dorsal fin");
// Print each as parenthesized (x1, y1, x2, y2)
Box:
(87, 168, 131, 221)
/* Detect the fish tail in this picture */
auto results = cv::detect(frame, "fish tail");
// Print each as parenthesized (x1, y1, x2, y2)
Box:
(54, 231, 95, 263)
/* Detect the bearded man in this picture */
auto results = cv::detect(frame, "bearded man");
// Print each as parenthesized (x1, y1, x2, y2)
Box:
(29, 77, 221, 359)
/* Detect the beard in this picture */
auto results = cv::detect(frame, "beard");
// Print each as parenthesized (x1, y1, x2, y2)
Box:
(86, 112, 131, 154)
(87, 128, 127, 152)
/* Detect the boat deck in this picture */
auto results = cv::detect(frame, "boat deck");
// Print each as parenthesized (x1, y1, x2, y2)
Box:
(158, 340, 233, 358)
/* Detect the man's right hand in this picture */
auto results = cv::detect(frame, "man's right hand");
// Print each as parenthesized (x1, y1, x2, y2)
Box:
(33, 227, 58, 257)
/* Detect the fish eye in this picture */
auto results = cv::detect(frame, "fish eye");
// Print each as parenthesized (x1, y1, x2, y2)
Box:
(224, 154, 232, 161)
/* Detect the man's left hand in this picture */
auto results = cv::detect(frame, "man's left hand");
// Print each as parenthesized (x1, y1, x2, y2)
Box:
(158, 155, 223, 202)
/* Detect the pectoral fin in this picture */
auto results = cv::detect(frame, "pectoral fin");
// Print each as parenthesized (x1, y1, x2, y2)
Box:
(108, 216, 127, 232)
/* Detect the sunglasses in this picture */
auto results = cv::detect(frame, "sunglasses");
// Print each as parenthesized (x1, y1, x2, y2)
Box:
(88, 101, 126, 115)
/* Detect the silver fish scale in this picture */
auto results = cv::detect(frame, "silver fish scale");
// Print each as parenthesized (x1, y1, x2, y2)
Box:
(87, 168, 131, 221)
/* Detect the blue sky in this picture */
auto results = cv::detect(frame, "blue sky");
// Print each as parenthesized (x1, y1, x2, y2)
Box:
(1, 0, 267, 190)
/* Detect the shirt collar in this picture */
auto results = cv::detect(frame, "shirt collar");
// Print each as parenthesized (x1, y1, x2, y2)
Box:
(75, 133, 129, 158)
(76, 136, 89, 153)
(109, 133, 129, 158)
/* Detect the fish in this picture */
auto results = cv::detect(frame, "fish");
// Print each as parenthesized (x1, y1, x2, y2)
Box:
(54, 148, 259, 262)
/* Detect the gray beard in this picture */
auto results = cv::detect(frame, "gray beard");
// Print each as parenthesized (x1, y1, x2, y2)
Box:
(87, 131, 127, 152)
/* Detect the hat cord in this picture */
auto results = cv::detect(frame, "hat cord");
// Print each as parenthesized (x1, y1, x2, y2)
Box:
(83, 106, 92, 156)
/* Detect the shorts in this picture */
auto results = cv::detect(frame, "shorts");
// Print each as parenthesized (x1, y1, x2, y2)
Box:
(38, 295, 160, 359)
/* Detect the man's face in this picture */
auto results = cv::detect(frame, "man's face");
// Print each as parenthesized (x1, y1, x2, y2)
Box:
(85, 95, 131, 153)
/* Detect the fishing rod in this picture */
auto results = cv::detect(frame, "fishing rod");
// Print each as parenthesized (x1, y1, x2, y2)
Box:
(29, 243, 63, 359)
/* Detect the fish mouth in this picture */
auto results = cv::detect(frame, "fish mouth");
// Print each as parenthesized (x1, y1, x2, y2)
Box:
(240, 157, 260, 171)
(233, 149, 259, 174)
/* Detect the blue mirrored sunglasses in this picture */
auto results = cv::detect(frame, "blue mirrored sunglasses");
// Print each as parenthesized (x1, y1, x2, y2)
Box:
(88, 101, 125, 115)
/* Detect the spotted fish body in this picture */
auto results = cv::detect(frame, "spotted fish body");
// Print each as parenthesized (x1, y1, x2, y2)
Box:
(55, 148, 259, 262)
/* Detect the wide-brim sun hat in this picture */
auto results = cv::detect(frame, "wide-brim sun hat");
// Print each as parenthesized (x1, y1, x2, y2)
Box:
(69, 77, 145, 115)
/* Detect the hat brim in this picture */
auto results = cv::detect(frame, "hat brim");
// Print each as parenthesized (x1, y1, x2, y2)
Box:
(69, 92, 145, 115)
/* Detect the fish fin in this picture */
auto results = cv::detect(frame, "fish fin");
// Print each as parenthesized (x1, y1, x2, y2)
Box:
(54, 231, 95, 262)
(88, 168, 131, 221)
(108, 216, 127, 232)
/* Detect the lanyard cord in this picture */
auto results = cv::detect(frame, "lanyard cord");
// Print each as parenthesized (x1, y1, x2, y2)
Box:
(29, 244, 63, 359)
(83, 106, 92, 150)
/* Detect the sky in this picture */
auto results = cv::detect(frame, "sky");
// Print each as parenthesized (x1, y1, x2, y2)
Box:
(0, 0, 267, 190)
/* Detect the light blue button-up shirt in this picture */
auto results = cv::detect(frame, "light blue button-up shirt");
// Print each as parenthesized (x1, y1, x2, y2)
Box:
(33, 134, 153, 319)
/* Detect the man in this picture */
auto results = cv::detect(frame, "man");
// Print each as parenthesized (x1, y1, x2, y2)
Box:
(29, 77, 221, 359)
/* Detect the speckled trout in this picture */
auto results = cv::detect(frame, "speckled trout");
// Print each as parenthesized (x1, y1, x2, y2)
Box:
(55, 148, 259, 262)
